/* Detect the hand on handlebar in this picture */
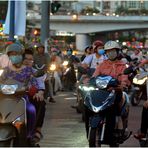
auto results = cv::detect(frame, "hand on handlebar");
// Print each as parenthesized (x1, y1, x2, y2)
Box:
(33, 90, 44, 101)
(107, 85, 127, 92)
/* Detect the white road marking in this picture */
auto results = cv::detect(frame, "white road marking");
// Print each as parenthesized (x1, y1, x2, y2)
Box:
(64, 97, 77, 100)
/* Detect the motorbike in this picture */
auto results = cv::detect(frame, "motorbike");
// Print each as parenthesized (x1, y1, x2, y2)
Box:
(124, 66, 147, 106)
(0, 69, 28, 147)
(124, 67, 148, 146)
(62, 60, 77, 91)
(81, 75, 130, 147)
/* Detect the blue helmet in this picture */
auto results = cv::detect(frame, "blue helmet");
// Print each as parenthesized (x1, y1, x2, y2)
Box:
(6, 43, 23, 54)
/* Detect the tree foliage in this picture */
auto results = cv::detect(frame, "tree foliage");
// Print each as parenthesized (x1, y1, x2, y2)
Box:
(80, 6, 100, 15)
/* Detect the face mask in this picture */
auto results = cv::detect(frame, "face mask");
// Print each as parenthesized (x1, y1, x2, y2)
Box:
(9, 55, 23, 64)
(98, 49, 105, 55)
(67, 51, 72, 56)
(106, 50, 118, 61)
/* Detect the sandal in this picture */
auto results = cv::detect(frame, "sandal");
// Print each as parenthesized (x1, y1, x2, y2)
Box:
(33, 130, 43, 143)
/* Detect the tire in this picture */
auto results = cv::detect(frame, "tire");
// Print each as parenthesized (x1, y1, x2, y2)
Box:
(82, 110, 85, 122)
(76, 91, 83, 113)
(89, 128, 97, 147)
(89, 128, 101, 147)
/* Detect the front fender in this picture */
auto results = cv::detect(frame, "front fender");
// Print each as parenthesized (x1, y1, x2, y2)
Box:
(89, 115, 103, 128)
(0, 123, 17, 141)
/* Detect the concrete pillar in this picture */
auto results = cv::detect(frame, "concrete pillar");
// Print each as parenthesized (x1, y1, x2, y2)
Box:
(41, 1, 49, 45)
(76, 34, 91, 52)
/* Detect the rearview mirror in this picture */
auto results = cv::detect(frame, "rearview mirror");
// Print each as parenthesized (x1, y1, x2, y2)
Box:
(124, 66, 134, 75)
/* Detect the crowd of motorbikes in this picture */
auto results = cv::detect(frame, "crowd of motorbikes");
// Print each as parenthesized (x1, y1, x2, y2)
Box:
(0, 47, 147, 147)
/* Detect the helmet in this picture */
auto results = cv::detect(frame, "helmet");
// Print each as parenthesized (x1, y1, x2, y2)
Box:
(93, 40, 104, 48)
(104, 40, 120, 51)
(51, 47, 58, 52)
(6, 43, 23, 54)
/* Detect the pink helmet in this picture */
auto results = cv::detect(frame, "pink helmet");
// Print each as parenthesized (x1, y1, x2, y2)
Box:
(51, 47, 58, 52)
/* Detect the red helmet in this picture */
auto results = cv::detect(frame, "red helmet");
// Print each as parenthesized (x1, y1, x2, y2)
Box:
(93, 40, 104, 48)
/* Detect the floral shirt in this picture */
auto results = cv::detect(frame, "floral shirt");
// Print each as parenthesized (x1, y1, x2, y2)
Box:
(4, 66, 39, 89)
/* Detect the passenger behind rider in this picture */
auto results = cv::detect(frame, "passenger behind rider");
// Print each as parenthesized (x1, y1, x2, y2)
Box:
(0, 43, 43, 145)
(130, 47, 144, 63)
(120, 45, 132, 63)
(80, 46, 93, 62)
(23, 49, 46, 143)
(80, 40, 107, 78)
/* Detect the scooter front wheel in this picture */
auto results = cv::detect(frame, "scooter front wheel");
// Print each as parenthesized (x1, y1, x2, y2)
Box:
(89, 128, 101, 147)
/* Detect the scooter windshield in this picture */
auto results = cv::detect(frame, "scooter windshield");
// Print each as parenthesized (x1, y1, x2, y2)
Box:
(84, 89, 116, 113)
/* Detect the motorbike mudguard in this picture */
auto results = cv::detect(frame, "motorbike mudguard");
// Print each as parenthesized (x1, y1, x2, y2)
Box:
(0, 123, 17, 141)
(89, 115, 103, 128)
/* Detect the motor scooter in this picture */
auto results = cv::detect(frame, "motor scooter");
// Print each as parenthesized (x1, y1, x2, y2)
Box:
(82, 75, 131, 147)
(124, 66, 147, 106)
(62, 60, 77, 90)
(124, 67, 148, 146)
(0, 69, 28, 147)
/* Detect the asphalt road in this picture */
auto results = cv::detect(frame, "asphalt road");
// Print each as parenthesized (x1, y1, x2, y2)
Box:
(39, 91, 143, 147)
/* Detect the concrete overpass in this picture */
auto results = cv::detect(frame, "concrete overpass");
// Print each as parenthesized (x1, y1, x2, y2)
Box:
(27, 15, 148, 51)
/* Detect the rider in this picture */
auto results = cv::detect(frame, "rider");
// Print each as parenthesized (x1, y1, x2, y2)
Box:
(63, 48, 80, 90)
(91, 40, 131, 142)
(23, 49, 46, 143)
(33, 43, 50, 74)
(33, 43, 56, 103)
(1, 43, 43, 145)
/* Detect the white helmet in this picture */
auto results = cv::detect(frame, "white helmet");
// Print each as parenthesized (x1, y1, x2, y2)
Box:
(104, 41, 120, 51)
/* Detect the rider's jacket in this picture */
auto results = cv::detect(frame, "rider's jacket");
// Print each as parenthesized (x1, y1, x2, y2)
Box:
(93, 59, 131, 88)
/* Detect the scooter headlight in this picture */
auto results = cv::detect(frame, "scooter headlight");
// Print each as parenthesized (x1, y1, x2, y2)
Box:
(133, 77, 147, 85)
(96, 79, 108, 89)
(0, 84, 18, 94)
(95, 76, 112, 89)
(62, 61, 69, 66)
(82, 86, 96, 91)
(49, 64, 56, 71)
